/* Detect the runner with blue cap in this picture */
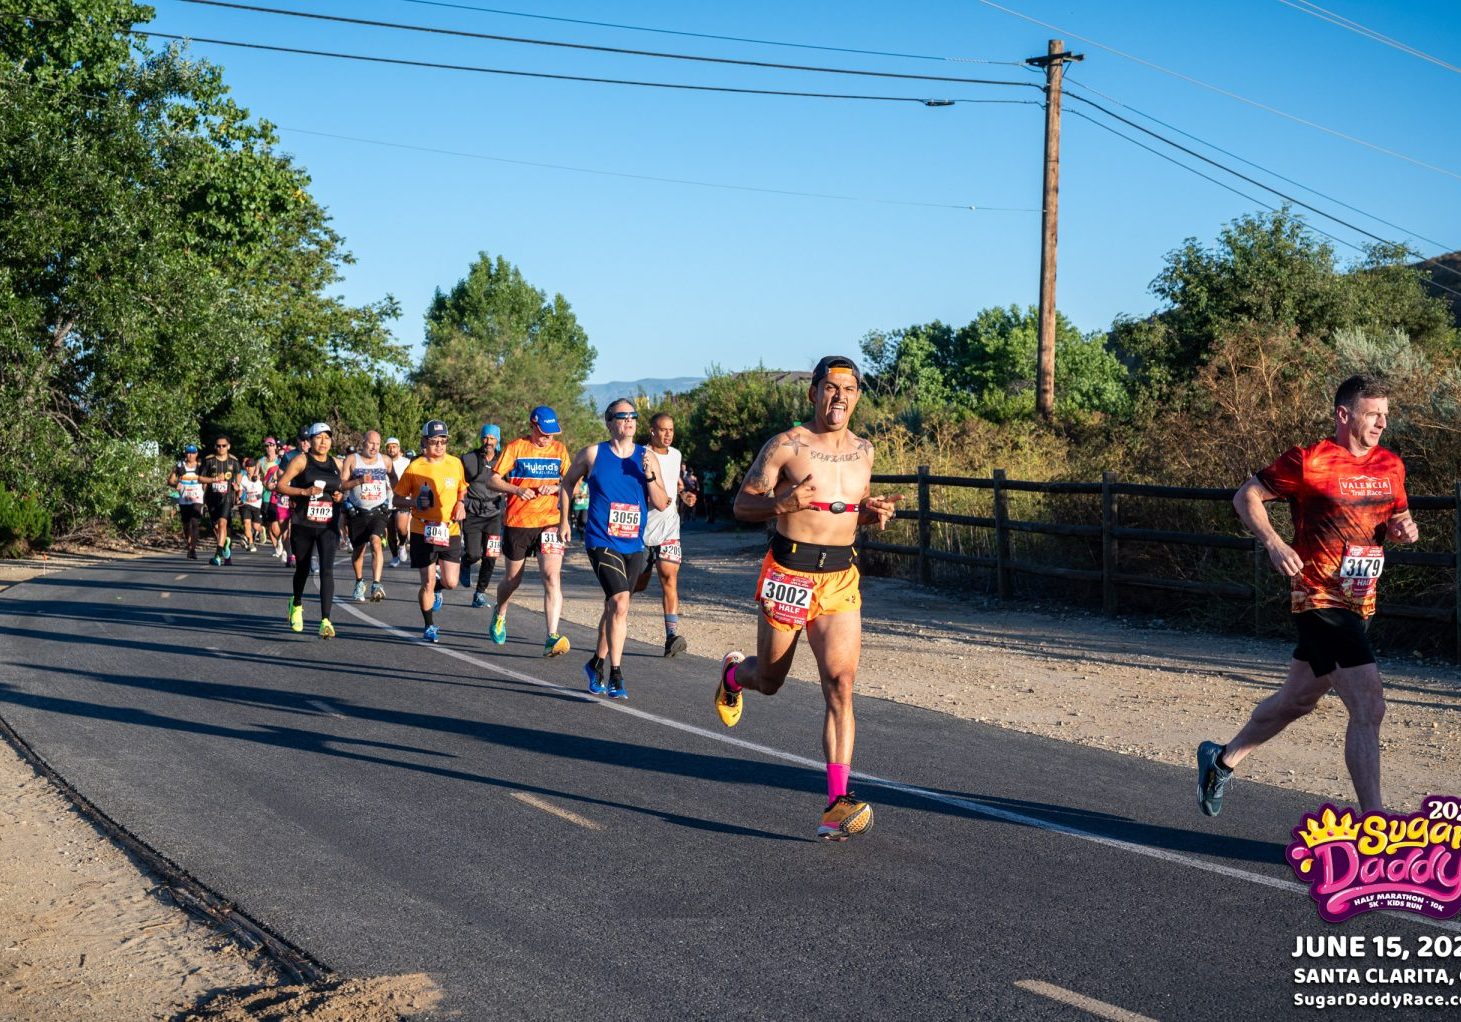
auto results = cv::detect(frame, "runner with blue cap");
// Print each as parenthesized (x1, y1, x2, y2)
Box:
(486, 405, 572, 656)
(459, 423, 506, 609)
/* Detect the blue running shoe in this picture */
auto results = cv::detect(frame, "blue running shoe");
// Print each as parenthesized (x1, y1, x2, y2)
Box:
(1197, 740, 1233, 817)
(584, 659, 606, 695)
(432, 591, 443, 613)
(607, 676, 628, 700)
(423, 624, 439, 644)
(471, 591, 488, 609)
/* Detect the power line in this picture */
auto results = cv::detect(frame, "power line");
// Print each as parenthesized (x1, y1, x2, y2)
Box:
(976, 0, 1461, 182)
(172, 0, 1042, 91)
(1275, 0, 1461, 75)
(1066, 93, 1398, 247)
(135, 30, 1008, 105)
(390, 0, 1026, 66)
(1063, 76, 1461, 257)
(1067, 109, 1461, 303)
(276, 125, 1041, 211)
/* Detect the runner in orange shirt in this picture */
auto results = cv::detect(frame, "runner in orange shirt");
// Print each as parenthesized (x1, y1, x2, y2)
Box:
(486, 406, 572, 656)
(392, 420, 468, 644)
(1198, 374, 1418, 816)
(712, 356, 901, 840)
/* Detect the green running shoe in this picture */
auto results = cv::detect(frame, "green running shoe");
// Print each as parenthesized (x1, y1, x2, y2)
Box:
(319, 618, 335, 639)
(489, 610, 507, 645)
(288, 598, 303, 633)
(1197, 740, 1233, 817)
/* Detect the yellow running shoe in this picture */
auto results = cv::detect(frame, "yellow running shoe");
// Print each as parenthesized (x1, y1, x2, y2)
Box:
(715, 652, 745, 727)
(818, 794, 873, 841)
(319, 618, 335, 639)
(544, 633, 570, 657)
(288, 598, 303, 633)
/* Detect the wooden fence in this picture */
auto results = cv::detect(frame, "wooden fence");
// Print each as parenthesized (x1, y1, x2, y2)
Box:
(862, 467, 1461, 658)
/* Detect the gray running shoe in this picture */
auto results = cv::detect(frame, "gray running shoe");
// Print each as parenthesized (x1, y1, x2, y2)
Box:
(352, 579, 368, 602)
(664, 634, 688, 657)
(369, 582, 386, 602)
(1197, 740, 1233, 817)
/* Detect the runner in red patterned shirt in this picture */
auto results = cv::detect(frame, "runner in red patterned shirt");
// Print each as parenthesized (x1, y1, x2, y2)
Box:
(1197, 375, 1419, 816)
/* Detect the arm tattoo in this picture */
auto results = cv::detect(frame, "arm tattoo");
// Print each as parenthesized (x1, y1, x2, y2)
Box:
(743, 440, 779, 493)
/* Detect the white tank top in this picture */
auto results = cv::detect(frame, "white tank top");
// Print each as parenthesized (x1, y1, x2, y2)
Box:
(643, 445, 683, 547)
(347, 452, 392, 510)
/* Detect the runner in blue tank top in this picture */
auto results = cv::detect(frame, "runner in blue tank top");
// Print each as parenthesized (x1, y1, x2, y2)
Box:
(560, 399, 672, 698)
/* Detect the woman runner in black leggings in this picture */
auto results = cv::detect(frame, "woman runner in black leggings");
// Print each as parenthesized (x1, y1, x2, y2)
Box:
(275, 422, 344, 638)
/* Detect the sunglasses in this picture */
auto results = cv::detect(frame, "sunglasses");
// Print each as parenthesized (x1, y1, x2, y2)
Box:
(215, 443, 229, 449)
(425, 437, 448, 444)
(609, 412, 638, 421)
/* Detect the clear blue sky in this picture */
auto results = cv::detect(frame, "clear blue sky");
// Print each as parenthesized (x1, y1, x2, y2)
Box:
(140, 0, 1461, 383)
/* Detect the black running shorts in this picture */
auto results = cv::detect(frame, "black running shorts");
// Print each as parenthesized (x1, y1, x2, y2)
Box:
(347, 508, 390, 547)
(503, 524, 564, 562)
(1292, 608, 1376, 678)
(410, 532, 462, 568)
(587, 546, 648, 598)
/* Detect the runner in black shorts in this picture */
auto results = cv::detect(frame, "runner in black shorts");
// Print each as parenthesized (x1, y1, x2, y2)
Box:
(392, 420, 468, 643)
(460, 424, 505, 609)
(1198, 375, 1418, 816)
(560, 399, 671, 698)
(199, 436, 242, 566)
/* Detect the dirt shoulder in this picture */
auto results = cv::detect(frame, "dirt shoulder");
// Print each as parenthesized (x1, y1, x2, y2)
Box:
(2, 532, 1459, 1019)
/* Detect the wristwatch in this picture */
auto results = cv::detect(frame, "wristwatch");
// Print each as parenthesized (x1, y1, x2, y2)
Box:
(646, 473, 658, 482)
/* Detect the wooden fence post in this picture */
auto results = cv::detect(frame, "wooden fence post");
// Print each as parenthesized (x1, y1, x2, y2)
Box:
(1253, 538, 1265, 636)
(993, 468, 1011, 600)
(916, 464, 931, 587)
(1454, 482, 1460, 661)
(1101, 471, 1117, 615)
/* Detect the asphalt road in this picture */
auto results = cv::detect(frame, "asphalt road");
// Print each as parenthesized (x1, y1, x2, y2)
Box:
(1, 549, 1457, 1021)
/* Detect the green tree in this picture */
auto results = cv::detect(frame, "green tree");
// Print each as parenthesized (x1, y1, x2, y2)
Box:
(1114, 208, 1456, 400)
(861, 307, 1130, 421)
(415, 253, 597, 446)
(681, 367, 814, 495)
(0, 5, 398, 536)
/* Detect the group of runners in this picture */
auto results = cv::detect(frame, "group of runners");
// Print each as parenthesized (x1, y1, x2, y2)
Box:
(167, 358, 1421, 840)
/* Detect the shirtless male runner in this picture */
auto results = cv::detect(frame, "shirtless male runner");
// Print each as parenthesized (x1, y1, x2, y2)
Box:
(1197, 374, 1418, 816)
(714, 355, 900, 840)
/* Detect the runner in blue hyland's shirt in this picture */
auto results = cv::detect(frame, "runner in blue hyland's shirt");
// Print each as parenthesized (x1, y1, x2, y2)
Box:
(560, 399, 672, 699)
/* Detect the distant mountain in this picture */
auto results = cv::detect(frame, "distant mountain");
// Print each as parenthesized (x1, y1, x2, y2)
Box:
(582, 377, 704, 410)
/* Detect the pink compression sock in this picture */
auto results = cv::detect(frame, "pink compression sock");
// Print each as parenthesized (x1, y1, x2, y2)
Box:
(827, 763, 851, 802)
(723, 662, 742, 693)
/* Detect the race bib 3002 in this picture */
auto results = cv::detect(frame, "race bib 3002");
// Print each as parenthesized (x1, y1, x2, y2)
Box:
(608, 501, 641, 540)
(759, 567, 813, 628)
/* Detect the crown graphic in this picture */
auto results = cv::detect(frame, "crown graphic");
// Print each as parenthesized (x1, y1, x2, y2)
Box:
(1297, 807, 1361, 848)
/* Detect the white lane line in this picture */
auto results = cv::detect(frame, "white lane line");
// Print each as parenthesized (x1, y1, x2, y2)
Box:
(331, 600, 1461, 933)
(511, 791, 603, 831)
(159, 592, 171, 599)
(174, 574, 188, 581)
(1015, 981, 1157, 1022)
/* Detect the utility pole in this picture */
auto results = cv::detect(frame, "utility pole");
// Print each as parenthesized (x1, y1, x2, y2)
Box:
(1027, 39, 1083, 421)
